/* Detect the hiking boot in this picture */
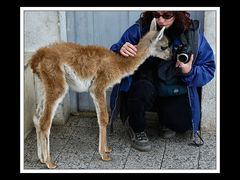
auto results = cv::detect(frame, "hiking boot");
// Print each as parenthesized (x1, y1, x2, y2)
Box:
(160, 127, 176, 139)
(126, 121, 152, 152)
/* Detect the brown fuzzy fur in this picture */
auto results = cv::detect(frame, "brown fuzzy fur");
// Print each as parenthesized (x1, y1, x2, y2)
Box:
(29, 28, 171, 169)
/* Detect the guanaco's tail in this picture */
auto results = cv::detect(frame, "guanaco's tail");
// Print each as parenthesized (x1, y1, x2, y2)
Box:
(29, 48, 47, 75)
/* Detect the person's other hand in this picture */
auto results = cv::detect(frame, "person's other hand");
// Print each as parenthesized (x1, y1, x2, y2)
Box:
(176, 54, 194, 74)
(120, 42, 137, 57)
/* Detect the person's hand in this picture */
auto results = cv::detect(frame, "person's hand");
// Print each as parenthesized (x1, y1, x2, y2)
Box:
(120, 42, 137, 57)
(176, 54, 194, 74)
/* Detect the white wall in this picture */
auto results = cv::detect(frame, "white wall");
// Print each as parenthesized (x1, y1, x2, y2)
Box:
(201, 11, 217, 132)
(24, 11, 70, 138)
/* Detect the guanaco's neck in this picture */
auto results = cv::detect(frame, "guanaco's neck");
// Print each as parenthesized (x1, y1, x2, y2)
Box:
(114, 34, 152, 75)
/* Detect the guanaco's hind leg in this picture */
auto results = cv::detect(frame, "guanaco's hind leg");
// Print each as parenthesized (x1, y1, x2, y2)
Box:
(33, 64, 68, 169)
(90, 89, 112, 161)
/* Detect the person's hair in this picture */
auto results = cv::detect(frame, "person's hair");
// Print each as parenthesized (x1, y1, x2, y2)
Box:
(139, 11, 192, 38)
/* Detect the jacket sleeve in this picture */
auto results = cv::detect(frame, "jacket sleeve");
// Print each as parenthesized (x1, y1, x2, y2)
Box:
(182, 33, 216, 87)
(110, 24, 141, 53)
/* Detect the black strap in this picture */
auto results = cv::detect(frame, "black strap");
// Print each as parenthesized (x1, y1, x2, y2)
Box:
(188, 131, 204, 147)
(185, 20, 200, 64)
(180, 33, 188, 46)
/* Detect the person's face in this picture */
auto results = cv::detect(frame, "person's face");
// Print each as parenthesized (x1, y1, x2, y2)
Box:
(153, 11, 175, 29)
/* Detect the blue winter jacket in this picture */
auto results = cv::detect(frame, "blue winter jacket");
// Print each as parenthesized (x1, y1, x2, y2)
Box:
(109, 21, 215, 140)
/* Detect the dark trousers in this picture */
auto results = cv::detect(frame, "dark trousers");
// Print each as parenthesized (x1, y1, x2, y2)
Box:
(127, 79, 192, 133)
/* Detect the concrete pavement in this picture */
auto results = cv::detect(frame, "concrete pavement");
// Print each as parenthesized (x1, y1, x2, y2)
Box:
(24, 114, 217, 171)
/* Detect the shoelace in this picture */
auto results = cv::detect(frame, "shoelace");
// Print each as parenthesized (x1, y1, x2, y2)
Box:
(135, 132, 148, 141)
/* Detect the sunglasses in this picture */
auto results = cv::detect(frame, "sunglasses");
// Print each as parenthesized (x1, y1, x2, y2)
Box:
(153, 12, 174, 20)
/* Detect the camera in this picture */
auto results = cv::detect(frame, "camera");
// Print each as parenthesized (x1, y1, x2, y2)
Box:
(175, 44, 192, 64)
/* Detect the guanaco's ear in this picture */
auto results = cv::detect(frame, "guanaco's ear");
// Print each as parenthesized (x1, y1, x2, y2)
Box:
(156, 26, 166, 40)
(150, 18, 157, 31)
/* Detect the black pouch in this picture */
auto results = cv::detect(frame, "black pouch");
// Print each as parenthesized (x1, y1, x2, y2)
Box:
(157, 77, 187, 97)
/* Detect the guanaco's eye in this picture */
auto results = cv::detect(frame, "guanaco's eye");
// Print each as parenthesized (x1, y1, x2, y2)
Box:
(161, 46, 168, 50)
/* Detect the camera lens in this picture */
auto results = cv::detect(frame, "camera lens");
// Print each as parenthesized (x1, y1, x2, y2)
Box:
(178, 53, 189, 63)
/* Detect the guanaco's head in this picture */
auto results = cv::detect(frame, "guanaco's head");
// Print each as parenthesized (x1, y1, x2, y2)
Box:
(148, 26, 172, 60)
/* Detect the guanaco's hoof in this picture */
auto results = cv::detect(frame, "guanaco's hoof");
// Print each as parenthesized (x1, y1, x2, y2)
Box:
(46, 161, 57, 169)
(105, 146, 112, 153)
(101, 153, 111, 161)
